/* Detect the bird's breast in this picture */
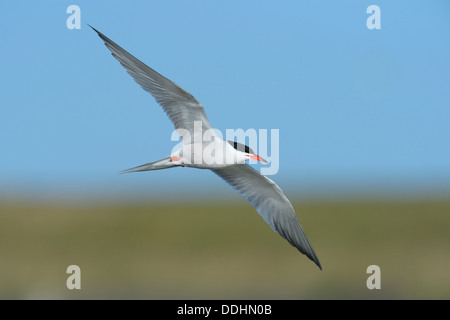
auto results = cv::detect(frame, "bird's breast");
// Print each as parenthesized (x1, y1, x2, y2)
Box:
(175, 142, 244, 168)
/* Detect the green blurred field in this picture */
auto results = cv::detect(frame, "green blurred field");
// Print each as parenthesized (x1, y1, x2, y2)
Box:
(0, 199, 449, 299)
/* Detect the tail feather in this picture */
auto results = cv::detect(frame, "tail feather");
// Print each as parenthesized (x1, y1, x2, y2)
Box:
(118, 157, 176, 174)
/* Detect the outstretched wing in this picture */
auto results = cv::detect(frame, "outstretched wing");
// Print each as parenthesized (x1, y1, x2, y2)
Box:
(212, 165, 321, 269)
(91, 26, 214, 143)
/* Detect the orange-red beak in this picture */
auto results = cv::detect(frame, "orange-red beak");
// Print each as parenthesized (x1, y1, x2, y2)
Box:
(247, 154, 268, 163)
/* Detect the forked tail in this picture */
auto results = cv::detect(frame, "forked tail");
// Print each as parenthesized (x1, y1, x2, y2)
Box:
(118, 156, 177, 174)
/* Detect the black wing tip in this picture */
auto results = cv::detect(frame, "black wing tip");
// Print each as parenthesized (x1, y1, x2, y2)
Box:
(304, 250, 322, 270)
(294, 242, 321, 270)
(309, 250, 322, 270)
(88, 24, 110, 43)
(87, 24, 99, 33)
(315, 260, 323, 271)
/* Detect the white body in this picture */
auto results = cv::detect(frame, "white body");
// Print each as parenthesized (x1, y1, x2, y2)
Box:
(171, 141, 249, 169)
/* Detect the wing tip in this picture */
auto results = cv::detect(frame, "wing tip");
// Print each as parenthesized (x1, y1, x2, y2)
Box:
(87, 24, 99, 34)
(300, 246, 322, 270)
(306, 246, 322, 270)
(88, 24, 111, 44)
(313, 257, 322, 270)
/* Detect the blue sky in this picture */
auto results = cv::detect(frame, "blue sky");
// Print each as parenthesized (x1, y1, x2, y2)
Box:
(1, 1, 449, 200)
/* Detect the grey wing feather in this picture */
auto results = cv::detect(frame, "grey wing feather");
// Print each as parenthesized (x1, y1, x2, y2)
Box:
(212, 165, 321, 269)
(90, 26, 213, 141)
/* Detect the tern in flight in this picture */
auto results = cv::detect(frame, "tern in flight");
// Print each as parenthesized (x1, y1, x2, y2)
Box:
(90, 26, 321, 269)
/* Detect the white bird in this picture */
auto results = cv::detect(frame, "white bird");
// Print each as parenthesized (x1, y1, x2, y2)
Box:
(90, 26, 321, 270)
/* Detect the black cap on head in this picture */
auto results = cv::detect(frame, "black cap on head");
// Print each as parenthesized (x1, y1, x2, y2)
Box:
(227, 141, 255, 155)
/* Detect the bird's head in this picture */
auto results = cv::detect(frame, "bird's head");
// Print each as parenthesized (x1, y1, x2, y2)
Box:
(227, 141, 268, 164)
